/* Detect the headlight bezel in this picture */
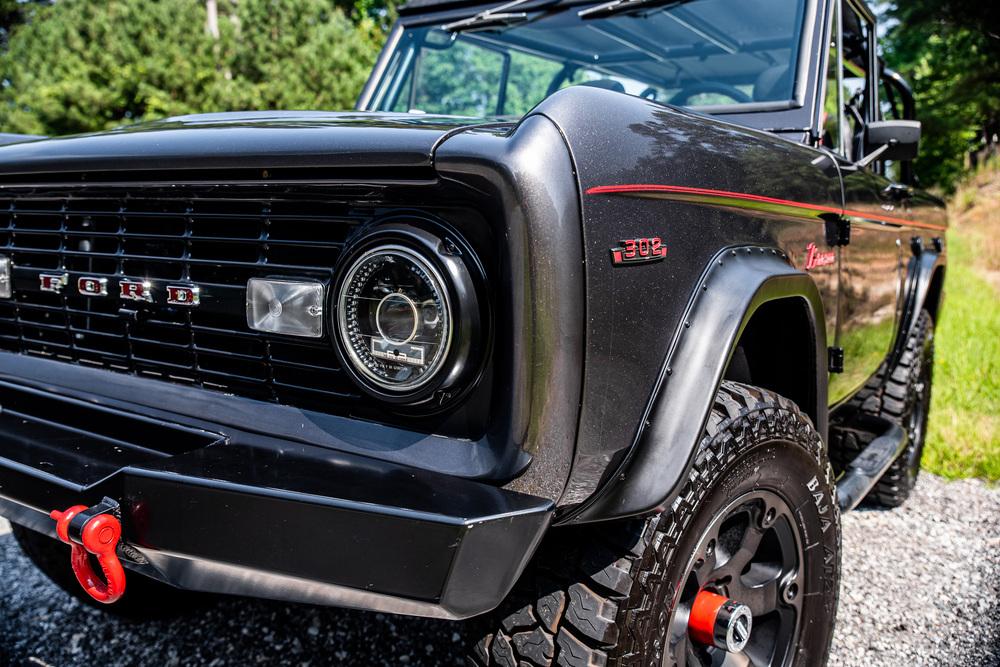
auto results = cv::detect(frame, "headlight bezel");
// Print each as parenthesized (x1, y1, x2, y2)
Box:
(331, 220, 485, 406)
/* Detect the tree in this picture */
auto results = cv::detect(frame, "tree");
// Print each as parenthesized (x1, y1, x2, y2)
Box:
(0, 0, 381, 137)
(882, 0, 1000, 189)
(0, 0, 50, 49)
(217, 0, 382, 111)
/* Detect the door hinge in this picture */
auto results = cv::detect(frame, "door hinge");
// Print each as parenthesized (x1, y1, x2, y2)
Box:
(828, 346, 845, 374)
(825, 216, 851, 247)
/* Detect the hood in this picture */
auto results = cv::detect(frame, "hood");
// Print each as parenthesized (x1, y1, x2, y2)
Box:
(0, 111, 507, 177)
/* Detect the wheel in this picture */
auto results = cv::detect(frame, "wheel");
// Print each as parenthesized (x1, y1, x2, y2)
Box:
(469, 382, 841, 667)
(833, 310, 934, 507)
(11, 522, 197, 618)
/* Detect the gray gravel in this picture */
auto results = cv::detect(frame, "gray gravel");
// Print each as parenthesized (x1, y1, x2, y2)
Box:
(1, 473, 998, 666)
(829, 474, 1000, 667)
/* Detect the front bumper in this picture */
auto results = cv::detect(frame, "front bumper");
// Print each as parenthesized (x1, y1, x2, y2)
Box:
(0, 371, 552, 620)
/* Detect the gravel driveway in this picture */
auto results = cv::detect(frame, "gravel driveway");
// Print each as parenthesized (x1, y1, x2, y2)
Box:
(2, 474, 998, 666)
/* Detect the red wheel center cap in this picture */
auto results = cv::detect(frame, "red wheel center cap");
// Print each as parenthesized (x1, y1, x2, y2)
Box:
(688, 590, 753, 653)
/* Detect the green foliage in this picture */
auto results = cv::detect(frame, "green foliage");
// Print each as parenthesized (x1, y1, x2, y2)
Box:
(0, 0, 382, 136)
(920, 160, 1000, 481)
(385, 32, 563, 117)
(0, 0, 49, 49)
(923, 230, 1000, 481)
(882, 1, 1000, 190)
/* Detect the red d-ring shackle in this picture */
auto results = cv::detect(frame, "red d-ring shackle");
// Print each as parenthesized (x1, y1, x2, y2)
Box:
(49, 501, 126, 604)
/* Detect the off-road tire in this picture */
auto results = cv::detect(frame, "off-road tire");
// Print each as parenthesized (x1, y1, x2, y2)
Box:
(469, 382, 841, 666)
(832, 310, 934, 507)
(11, 522, 196, 618)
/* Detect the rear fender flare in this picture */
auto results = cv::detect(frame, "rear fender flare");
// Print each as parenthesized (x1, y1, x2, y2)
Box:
(891, 247, 944, 364)
(563, 245, 827, 524)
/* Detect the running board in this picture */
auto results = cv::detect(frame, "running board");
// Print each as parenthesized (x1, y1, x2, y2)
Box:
(835, 421, 908, 512)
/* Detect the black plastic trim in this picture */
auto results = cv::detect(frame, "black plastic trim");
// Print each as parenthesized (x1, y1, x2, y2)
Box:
(889, 247, 945, 367)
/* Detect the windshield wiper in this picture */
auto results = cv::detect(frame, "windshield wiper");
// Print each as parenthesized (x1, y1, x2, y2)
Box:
(442, 0, 536, 32)
(578, 0, 693, 20)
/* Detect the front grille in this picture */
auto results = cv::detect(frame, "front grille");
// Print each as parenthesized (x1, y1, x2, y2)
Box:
(0, 189, 376, 413)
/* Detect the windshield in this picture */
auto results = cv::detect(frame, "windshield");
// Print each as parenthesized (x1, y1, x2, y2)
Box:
(368, 0, 809, 118)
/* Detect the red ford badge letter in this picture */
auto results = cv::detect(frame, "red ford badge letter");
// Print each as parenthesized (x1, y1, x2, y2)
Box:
(119, 279, 152, 302)
(39, 273, 69, 293)
(166, 285, 200, 307)
(78, 277, 108, 297)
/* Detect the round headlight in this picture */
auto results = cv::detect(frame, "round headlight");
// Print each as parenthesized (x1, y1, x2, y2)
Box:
(337, 244, 453, 393)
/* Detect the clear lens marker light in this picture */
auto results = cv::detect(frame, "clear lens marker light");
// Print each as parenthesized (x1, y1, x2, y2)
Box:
(246, 278, 324, 338)
(0, 256, 11, 299)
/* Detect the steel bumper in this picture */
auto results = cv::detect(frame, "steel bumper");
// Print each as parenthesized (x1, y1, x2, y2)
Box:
(0, 378, 552, 620)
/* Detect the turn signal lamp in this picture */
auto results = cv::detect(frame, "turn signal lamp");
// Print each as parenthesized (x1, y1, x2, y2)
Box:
(246, 278, 324, 338)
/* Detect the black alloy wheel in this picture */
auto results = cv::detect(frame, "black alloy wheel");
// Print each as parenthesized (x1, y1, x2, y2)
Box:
(669, 491, 804, 667)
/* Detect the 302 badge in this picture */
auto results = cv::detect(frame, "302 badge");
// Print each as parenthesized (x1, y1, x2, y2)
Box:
(610, 237, 668, 266)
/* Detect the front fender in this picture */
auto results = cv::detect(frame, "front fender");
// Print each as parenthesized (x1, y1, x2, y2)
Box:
(529, 86, 840, 522)
(564, 246, 827, 523)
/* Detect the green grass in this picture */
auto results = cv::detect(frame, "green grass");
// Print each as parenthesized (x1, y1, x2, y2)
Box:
(922, 228, 1000, 480)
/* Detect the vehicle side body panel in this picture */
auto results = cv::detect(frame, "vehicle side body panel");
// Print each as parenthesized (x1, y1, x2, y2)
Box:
(832, 164, 907, 403)
(527, 87, 841, 518)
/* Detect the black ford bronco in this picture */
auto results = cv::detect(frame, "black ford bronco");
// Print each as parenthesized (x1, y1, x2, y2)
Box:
(0, 0, 947, 664)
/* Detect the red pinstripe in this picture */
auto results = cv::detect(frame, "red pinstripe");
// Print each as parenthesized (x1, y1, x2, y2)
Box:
(584, 184, 948, 232)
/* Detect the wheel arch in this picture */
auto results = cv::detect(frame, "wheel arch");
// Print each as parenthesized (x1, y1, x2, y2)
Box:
(726, 296, 825, 430)
(562, 246, 828, 524)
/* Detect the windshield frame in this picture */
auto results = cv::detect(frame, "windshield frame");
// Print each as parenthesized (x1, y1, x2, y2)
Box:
(357, 0, 828, 135)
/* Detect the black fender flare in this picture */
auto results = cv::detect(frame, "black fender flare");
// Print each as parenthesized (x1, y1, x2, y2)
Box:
(890, 244, 945, 365)
(562, 245, 828, 524)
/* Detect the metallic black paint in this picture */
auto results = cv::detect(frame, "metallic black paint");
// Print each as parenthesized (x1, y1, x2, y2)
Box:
(528, 86, 841, 513)
(435, 115, 586, 502)
(0, 111, 498, 175)
(0, 133, 43, 147)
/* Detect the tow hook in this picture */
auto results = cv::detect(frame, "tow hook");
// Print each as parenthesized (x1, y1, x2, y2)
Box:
(49, 497, 126, 604)
(688, 590, 753, 653)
